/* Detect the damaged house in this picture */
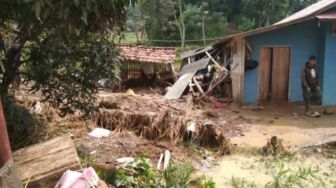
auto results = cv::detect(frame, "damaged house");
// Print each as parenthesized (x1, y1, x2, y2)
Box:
(177, 0, 336, 105)
(212, 0, 336, 105)
(119, 45, 176, 87)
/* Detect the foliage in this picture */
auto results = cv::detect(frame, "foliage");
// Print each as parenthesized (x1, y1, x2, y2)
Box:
(164, 161, 195, 187)
(231, 176, 257, 188)
(77, 147, 96, 168)
(266, 161, 320, 188)
(3, 97, 42, 149)
(0, 0, 131, 116)
(110, 154, 214, 188)
(192, 175, 216, 188)
(125, 0, 319, 46)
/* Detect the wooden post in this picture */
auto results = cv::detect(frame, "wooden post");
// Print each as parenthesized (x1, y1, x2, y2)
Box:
(231, 38, 245, 104)
(0, 100, 12, 167)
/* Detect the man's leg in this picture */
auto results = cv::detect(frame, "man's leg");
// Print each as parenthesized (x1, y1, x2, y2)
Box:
(311, 86, 322, 105)
(303, 88, 311, 114)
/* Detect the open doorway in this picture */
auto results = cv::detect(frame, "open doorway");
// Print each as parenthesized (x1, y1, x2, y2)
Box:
(259, 47, 291, 104)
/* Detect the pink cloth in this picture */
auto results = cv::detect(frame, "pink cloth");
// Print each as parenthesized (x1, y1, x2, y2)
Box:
(55, 167, 99, 188)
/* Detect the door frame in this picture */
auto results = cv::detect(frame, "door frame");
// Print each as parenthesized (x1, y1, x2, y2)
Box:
(258, 46, 292, 104)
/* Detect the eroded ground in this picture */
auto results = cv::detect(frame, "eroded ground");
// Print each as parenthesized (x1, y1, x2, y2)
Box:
(13, 87, 336, 187)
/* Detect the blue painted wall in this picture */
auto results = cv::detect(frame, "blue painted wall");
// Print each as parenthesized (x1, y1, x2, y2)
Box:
(244, 20, 320, 103)
(321, 22, 336, 105)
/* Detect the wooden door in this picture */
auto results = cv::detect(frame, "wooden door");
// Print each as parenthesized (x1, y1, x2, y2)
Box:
(271, 47, 290, 103)
(259, 48, 272, 103)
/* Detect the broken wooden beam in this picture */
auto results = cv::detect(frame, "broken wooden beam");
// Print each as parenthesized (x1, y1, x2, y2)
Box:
(205, 51, 228, 73)
(200, 63, 239, 99)
(13, 135, 82, 188)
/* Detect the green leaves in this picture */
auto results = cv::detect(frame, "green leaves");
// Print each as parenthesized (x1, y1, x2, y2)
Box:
(0, 0, 134, 116)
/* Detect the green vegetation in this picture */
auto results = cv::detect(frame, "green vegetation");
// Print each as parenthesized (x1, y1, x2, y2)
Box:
(125, 0, 319, 47)
(0, 0, 131, 116)
(231, 176, 257, 188)
(78, 152, 216, 188)
(266, 162, 320, 188)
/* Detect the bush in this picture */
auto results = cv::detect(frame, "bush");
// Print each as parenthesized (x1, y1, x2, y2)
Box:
(3, 97, 42, 150)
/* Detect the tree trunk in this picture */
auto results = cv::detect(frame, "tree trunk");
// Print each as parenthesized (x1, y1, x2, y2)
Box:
(202, 16, 206, 46)
(0, 100, 12, 167)
(178, 0, 185, 48)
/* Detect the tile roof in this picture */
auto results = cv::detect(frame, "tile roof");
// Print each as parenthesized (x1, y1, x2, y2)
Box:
(119, 45, 176, 64)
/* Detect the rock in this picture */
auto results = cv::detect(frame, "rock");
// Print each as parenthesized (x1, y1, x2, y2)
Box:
(200, 159, 211, 169)
(204, 110, 219, 118)
(314, 148, 322, 153)
(323, 108, 335, 115)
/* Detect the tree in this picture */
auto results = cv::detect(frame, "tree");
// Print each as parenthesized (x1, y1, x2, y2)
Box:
(0, 0, 132, 116)
(170, 0, 186, 48)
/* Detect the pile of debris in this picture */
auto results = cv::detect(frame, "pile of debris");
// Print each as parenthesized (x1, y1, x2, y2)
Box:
(96, 91, 249, 156)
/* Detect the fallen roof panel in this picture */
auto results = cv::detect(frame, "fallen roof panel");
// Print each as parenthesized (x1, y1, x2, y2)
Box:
(178, 58, 210, 76)
(164, 71, 197, 100)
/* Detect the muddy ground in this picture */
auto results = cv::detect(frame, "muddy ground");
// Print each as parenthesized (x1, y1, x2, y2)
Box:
(12, 87, 336, 187)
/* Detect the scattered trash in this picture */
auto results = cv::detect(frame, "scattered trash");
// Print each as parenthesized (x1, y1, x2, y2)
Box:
(213, 103, 225, 109)
(55, 167, 101, 188)
(126, 89, 136, 97)
(163, 150, 171, 170)
(200, 159, 211, 169)
(88, 128, 110, 139)
(157, 150, 171, 170)
(115, 157, 135, 165)
(90, 150, 97, 155)
(200, 156, 216, 169)
(31, 101, 43, 114)
(187, 121, 196, 133)
(293, 112, 298, 119)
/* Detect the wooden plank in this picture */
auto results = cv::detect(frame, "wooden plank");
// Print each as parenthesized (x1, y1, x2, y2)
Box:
(13, 135, 81, 188)
(200, 63, 238, 99)
(271, 47, 290, 103)
(231, 38, 245, 104)
(258, 48, 272, 103)
(0, 160, 23, 188)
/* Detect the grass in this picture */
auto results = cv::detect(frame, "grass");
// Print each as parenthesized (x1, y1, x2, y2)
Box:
(231, 176, 257, 188)
(120, 32, 139, 44)
(265, 160, 321, 188)
(232, 146, 261, 157)
(77, 147, 96, 168)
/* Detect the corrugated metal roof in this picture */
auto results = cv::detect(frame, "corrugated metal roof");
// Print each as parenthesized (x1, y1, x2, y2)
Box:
(316, 10, 336, 20)
(119, 45, 176, 64)
(277, 0, 336, 24)
(213, 0, 336, 46)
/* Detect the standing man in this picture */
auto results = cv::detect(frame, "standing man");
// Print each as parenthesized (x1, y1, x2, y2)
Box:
(301, 56, 321, 117)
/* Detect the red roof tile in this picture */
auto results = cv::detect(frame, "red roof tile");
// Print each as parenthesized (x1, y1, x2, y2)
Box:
(119, 45, 176, 64)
